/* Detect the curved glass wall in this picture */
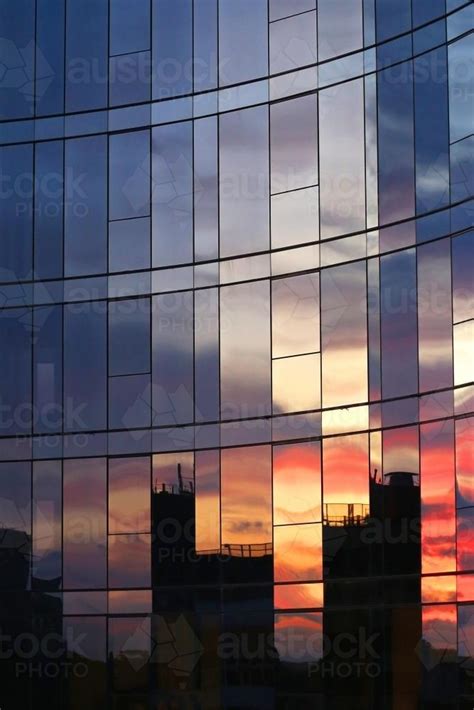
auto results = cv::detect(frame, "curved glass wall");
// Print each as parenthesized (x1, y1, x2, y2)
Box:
(0, 1, 472, 708)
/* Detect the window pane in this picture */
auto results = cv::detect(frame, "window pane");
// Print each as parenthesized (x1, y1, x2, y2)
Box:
(219, 0, 268, 86)
(195, 288, 219, 422)
(417, 240, 453, 391)
(319, 79, 365, 238)
(109, 130, 150, 221)
(33, 305, 62, 434)
(380, 249, 418, 398)
(109, 373, 151, 430)
(195, 449, 220, 553)
(456, 417, 474, 508)
(452, 232, 474, 324)
(0, 144, 33, 280)
(221, 445, 271, 545)
(32, 460, 62, 586)
(34, 140, 63, 279)
(109, 456, 151, 534)
(269, 0, 315, 22)
(109, 217, 150, 272)
(318, 0, 363, 61)
(63, 458, 107, 589)
(220, 280, 271, 420)
(152, 122, 193, 267)
(0, 308, 32, 436)
(273, 354, 320, 413)
(64, 306, 107, 431)
(376, 0, 411, 42)
(323, 433, 369, 510)
(108, 534, 151, 588)
(272, 274, 319, 357)
(220, 106, 269, 257)
(274, 524, 322, 582)
(194, 0, 218, 92)
(194, 117, 218, 261)
(273, 442, 321, 524)
(152, 292, 194, 425)
(448, 34, 474, 143)
(321, 261, 368, 408)
(65, 135, 107, 276)
(109, 298, 150, 376)
(270, 11, 317, 74)
(152, 0, 192, 99)
(454, 319, 474, 386)
(65, 0, 108, 111)
(110, 0, 149, 55)
(0, 0, 35, 119)
(271, 95, 318, 194)
(271, 187, 319, 248)
(378, 63, 415, 225)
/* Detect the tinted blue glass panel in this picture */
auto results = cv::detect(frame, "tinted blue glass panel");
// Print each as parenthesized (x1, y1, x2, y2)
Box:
(195, 288, 219, 421)
(0, 309, 32, 436)
(64, 306, 107, 431)
(152, 292, 194, 425)
(376, 0, 412, 42)
(381, 249, 418, 398)
(219, 0, 268, 85)
(109, 52, 151, 106)
(109, 130, 150, 220)
(34, 140, 63, 279)
(109, 299, 150, 376)
(0, 0, 35, 119)
(450, 135, 474, 204)
(448, 34, 474, 143)
(0, 144, 33, 281)
(65, 0, 108, 112)
(152, 122, 193, 267)
(110, 0, 150, 55)
(109, 217, 150, 272)
(33, 306, 62, 435)
(109, 373, 151, 429)
(378, 62, 415, 224)
(152, 0, 192, 99)
(0, 461, 31, 537)
(36, 0, 65, 116)
(412, 0, 446, 27)
(64, 135, 107, 277)
(194, 0, 218, 91)
(414, 48, 449, 214)
(413, 19, 446, 54)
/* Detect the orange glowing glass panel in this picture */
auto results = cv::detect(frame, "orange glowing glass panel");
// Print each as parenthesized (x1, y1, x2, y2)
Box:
(195, 449, 220, 553)
(273, 442, 321, 525)
(453, 319, 474, 386)
(323, 433, 369, 508)
(221, 445, 272, 546)
(455, 417, 474, 508)
(108, 590, 152, 614)
(457, 574, 474, 602)
(274, 612, 323, 662)
(421, 575, 456, 603)
(420, 421, 456, 574)
(457, 508, 474, 572)
(274, 582, 324, 610)
(274, 524, 322, 582)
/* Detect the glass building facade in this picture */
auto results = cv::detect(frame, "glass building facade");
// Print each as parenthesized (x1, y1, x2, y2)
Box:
(0, 1, 472, 708)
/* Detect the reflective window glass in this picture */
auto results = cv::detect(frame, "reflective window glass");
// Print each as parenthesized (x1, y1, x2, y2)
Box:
(195, 449, 220, 553)
(63, 458, 107, 589)
(152, 122, 193, 267)
(221, 445, 272, 546)
(271, 187, 319, 248)
(273, 442, 321, 524)
(109, 217, 150, 272)
(152, 0, 192, 99)
(109, 456, 151, 534)
(273, 354, 321, 413)
(321, 261, 368, 408)
(0, 308, 32, 436)
(110, 0, 150, 55)
(272, 274, 319, 357)
(32, 460, 62, 586)
(448, 34, 474, 143)
(195, 288, 219, 422)
(274, 524, 322, 582)
(64, 135, 107, 277)
(34, 140, 63, 279)
(270, 11, 317, 74)
(109, 130, 150, 220)
(0, 144, 33, 280)
(318, 0, 363, 61)
(319, 79, 365, 238)
(33, 305, 62, 435)
(219, 0, 268, 86)
(271, 94, 318, 194)
(220, 106, 269, 257)
(194, 117, 218, 261)
(220, 280, 271, 420)
(109, 298, 150, 376)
